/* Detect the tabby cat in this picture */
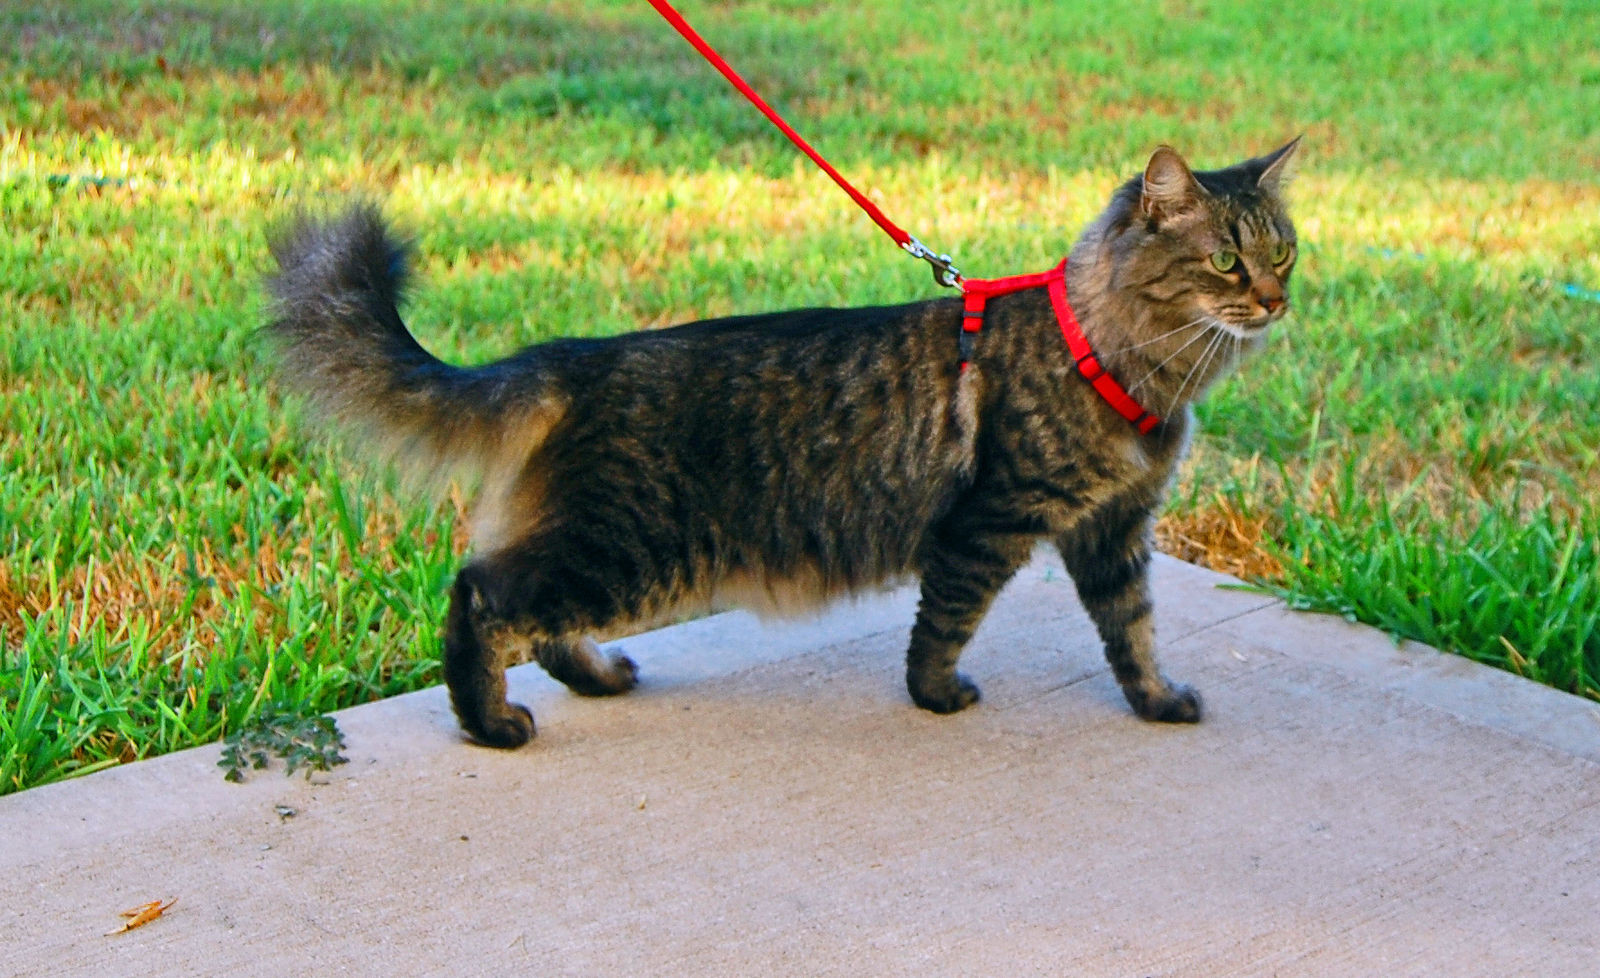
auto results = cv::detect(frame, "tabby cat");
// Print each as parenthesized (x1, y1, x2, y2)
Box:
(266, 140, 1299, 748)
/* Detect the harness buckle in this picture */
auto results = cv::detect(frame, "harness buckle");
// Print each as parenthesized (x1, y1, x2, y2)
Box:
(902, 236, 963, 290)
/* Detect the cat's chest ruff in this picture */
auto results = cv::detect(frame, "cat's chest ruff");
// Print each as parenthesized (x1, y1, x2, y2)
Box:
(1077, 409, 1190, 505)
(1118, 407, 1192, 488)
(1117, 431, 1155, 474)
(962, 259, 1163, 437)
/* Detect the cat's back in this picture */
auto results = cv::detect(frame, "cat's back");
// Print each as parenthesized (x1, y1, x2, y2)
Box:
(540, 296, 964, 429)
(621, 295, 956, 366)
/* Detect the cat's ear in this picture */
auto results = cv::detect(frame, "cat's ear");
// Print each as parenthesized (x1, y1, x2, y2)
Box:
(1255, 136, 1302, 195)
(1141, 146, 1206, 223)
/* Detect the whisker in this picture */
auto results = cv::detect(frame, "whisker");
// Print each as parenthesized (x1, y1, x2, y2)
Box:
(1100, 316, 1211, 357)
(1125, 322, 1216, 394)
(1167, 329, 1225, 417)
(1164, 335, 1214, 418)
(1193, 327, 1231, 399)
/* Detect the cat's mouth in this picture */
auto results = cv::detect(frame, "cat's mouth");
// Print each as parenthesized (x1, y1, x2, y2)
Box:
(1211, 316, 1272, 340)
(1211, 307, 1287, 340)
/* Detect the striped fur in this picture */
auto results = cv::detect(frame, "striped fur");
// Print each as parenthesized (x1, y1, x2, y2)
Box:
(264, 142, 1299, 747)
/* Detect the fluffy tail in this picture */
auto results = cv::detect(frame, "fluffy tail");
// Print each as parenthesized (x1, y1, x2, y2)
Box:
(263, 205, 564, 491)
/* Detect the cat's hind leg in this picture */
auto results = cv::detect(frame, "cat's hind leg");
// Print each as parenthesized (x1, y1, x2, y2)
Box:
(534, 635, 638, 698)
(442, 566, 537, 748)
(442, 549, 642, 748)
(906, 530, 1033, 713)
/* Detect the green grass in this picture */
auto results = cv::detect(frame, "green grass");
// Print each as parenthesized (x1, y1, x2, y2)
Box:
(3, 0, 1597, 794)
(1269, 469, 1600, 693)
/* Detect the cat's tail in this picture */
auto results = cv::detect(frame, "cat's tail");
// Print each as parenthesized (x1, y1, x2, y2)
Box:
(263, 205, 566, 495)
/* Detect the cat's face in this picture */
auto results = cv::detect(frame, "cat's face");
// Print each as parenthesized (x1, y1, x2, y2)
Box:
(1130, 140, 1300, 339)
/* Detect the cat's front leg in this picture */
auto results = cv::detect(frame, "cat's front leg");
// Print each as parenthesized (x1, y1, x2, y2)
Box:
(1056, 511, 1202, 723)
(906, 530, 1033, 713)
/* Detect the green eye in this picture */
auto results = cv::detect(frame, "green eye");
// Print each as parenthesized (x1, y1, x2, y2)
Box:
(1209, 250, 1238, 273)
(1270, 241, 1294, 265)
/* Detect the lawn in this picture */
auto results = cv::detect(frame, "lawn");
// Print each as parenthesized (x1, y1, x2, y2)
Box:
(2, 0, 1597, 794)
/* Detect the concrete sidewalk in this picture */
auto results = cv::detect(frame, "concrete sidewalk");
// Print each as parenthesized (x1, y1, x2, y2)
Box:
(4, 552, 1597, 977)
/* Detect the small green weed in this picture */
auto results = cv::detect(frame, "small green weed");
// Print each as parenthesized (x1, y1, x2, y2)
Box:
(217, 710, 348, 783)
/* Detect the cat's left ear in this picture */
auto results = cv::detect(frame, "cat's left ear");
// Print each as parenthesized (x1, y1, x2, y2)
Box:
(1255, 136, 1302, 195)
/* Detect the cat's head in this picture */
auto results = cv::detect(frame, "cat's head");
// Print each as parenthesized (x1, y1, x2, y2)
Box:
(1106, 139, 1300, 339)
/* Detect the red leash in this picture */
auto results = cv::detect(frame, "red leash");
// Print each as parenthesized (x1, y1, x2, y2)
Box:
(644, 0, 960, 288)
(644, 0, 1162, 433)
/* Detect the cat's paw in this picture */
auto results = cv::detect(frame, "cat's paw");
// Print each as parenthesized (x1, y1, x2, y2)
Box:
(544, 638, 640, 698)
(1125, 682, 1202, 724)
(594, 652, 639, 696)
(466, 703, 536, 748)
(565, 652, 639, 697)
(909, 672, 982, 714)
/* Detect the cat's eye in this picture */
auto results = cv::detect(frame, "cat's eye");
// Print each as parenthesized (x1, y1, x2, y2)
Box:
(1209, 250, 1238, 273)
(1270, 241, 1295, 266)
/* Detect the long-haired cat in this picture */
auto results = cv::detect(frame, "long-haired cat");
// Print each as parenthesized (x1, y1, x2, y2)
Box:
(266, 140, 1299, 748)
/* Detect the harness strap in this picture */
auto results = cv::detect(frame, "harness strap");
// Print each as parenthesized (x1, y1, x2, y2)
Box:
(960, 260, 1162, 435)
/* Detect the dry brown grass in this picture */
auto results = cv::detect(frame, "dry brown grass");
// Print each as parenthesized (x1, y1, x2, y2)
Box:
(0, 563, 27, 648)
(26, 67, 356, 139)
(0, 485, 472, 663)
(1155, 501, 1285, 581)
(1, 534, 291, 658)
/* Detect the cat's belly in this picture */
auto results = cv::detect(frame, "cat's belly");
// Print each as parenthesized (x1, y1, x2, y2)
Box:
(706, 563, 914, 620)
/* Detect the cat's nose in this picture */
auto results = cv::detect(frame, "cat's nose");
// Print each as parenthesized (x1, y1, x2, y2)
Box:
(1257, 292, 1287, 315)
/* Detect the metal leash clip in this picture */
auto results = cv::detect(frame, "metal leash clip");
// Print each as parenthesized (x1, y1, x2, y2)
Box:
(902, 236, 963, 290)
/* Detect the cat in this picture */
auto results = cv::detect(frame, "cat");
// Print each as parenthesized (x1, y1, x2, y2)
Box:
(265, 140, 1299, 748)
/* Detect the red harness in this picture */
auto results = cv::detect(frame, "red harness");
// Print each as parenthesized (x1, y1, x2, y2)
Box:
(961, 260, 1162, 435)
